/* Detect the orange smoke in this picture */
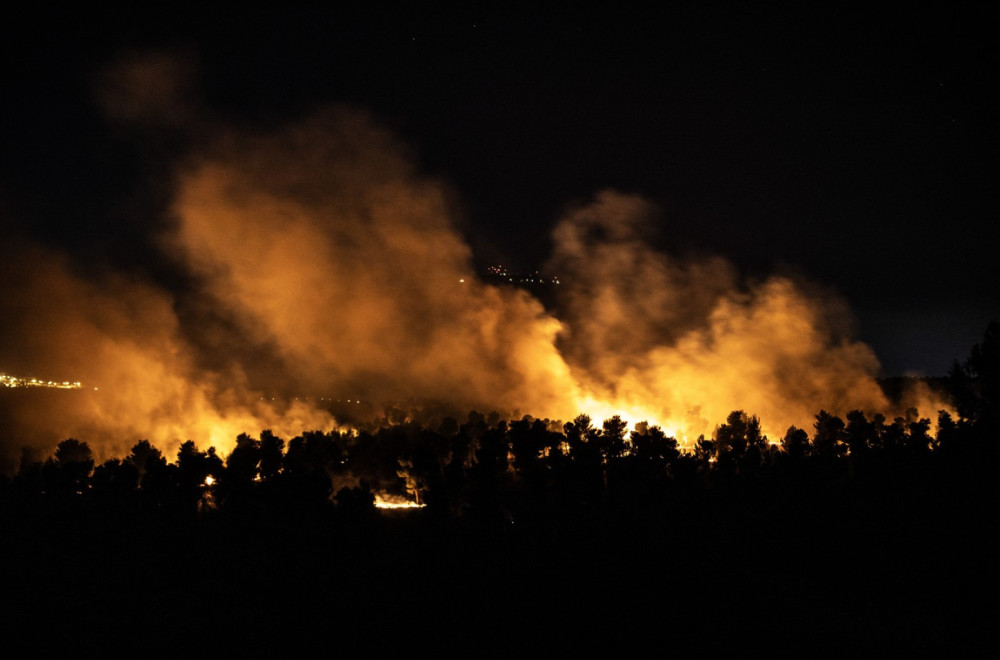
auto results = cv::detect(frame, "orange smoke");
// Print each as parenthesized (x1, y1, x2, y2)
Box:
(0, 241, 337, 466)
(168, 107, 581, 418)
(0, 56, 952, 467)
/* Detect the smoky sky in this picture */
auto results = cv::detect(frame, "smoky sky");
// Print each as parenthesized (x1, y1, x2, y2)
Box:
(2, 6, 995, 376)
(0, 6, 993, 465)
(0, 44, 954, 469)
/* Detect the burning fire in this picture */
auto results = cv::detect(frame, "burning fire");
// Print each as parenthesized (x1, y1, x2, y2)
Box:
(374, 494, 426, 510)
(571, 394, 684, 446)
(0, 81, 952, 467)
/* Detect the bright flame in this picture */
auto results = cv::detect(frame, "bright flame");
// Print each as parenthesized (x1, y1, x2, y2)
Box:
(572, 394, 681, 441)
(374, 493, 426, 510)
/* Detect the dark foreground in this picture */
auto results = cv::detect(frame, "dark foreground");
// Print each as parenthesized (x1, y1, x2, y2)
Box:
(3, 470, 996, 658)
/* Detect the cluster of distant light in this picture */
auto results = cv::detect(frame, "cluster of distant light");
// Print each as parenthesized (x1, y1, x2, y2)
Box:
(1, 371, 83, 389)
(483, 264, 560, 286)
(257, 396, 367, 405)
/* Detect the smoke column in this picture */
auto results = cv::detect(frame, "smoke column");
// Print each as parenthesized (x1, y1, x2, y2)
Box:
(0, 52, 950, 469)
(0, 240, 336, 469)
(545, 191, 903, 441)
(168, 107, 580, 418)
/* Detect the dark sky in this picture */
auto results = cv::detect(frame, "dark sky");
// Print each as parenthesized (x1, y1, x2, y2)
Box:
(1, 5, 996, 376)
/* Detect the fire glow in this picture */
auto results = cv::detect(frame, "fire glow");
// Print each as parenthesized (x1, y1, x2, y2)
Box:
(374, 494, 426, 510)
(0, 73, 951, 466)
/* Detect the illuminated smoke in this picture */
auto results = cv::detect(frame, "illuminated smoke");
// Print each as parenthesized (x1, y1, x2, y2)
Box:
(165, 112, 948, 443)
(547, 191, 899, 441)
(168, 107, 580, 418)
(0, 51, 951, 469)
(0, 242, 335, 468)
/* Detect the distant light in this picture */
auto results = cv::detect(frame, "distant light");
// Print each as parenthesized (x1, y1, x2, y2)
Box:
(459, 278, 465, 283)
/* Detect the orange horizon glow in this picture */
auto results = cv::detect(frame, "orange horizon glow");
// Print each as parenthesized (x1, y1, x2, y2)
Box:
(0, 103, 954, 467)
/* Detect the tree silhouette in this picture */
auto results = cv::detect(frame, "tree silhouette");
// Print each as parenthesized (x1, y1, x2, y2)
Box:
(126, 440, 171, 504)
(844, 410, 877, 457)
(176, 440, 223, 513)
(42, 438, 94, 500)
(812, 411, 847, 458)
(906, 414, 933, 454)
(613, 421, 679, 504)
(601, 415, 629, 461)
(259, 430, 285, 481)
(465, 420, 511, 522)
(631, 421, 679, 465)
(228, 433, 261, 484)
(562, 415, 604, 501)
(781, 426, 810, 461)
(694, 435, 716, 467)
(90, 457, 139, 509)
(280, 432, 335, 508)
(950, 320, 1000, 430)
(714, 410, 768, 475)
(508, 416, 545, 474)
(54, 438, 92, 464)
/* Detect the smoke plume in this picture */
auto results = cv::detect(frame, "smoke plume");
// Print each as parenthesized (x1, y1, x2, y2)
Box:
(168, 107, 579, 417)
(0, 52, 951, 469)
(546, 191, 897, 440)
(0, 241, 334, 470)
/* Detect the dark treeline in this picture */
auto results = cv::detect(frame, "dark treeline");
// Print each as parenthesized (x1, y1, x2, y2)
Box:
(2, 405, 991, 525)
(2, 322, 998, 655)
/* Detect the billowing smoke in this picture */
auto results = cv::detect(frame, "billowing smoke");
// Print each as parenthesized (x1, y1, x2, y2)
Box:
(0, 241, 335, 470)
(545, 191, 898, 440)
(0, 52, 950, 470)
(167, 107, 579, 417)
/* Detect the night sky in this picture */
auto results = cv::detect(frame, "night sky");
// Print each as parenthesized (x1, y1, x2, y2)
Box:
(2, 5, 996, 376)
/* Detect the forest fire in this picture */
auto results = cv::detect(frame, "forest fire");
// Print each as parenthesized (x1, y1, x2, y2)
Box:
(0, 103, 953, 469)
(374, 494, 426, 510)
(1, 18, 995, 657)
(570, 396, 683, 446)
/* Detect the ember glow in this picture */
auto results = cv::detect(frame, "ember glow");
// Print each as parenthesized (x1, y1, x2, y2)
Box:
(374, 494, 426, 510)
(0, 56, 952, 467)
